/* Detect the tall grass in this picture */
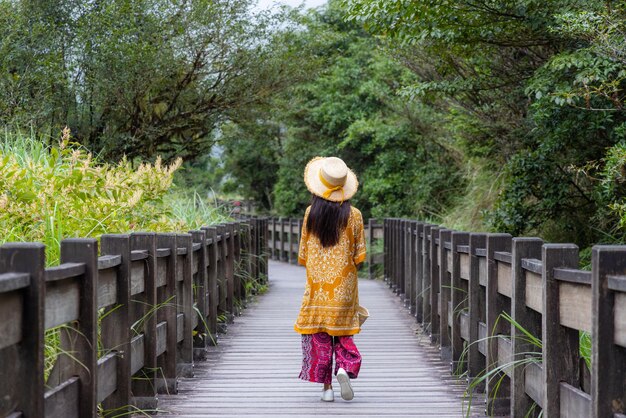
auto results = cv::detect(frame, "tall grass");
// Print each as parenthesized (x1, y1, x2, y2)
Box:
(0, 128, 229, 264)
(1, 128, 230, 400)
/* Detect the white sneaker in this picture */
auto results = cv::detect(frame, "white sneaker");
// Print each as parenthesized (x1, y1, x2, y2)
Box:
(336, 368, 354, 401)
(321, 388, 334, 402)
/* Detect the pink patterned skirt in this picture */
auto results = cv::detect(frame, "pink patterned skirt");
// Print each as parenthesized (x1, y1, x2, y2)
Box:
(299, 332, 361, 385)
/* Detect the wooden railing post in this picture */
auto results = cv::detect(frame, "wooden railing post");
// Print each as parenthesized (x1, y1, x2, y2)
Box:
(225, 223, 236, 316)
(100, 234, 131, 416)
(485, 233, 512, 415)
(408, 221, 418, 314)
(280, 218, 287, 262)
(430, 226, 441, 343)
(383, 219, 389, 284)
(468, 233, 487, 390)
(422, 224, 433, 332)
(205, 227, 219, 339)
(130, 233, 158, 409)
(0, 243, 46, 418)
(156, 233, 178, 394)
(288, 218, 294, 264)
(415, 222, 425, 323)
(511, 237, 543, 417)
(541, 244, 580, 417)
(403, 220, 412, 306)
(451, 231, 470, 373)
(439, 228, 452, 360)
(191, 230, 209, 358)
(591, 246, 626, 418)
(175, 233, 194, 377)
(51, 239, 98, 416)
(261, 218, 269, 281)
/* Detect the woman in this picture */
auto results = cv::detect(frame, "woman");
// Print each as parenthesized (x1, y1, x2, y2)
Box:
(294, 156, 366, 402)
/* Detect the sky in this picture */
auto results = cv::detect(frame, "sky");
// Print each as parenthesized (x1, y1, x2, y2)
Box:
(255, 0, 328, 10)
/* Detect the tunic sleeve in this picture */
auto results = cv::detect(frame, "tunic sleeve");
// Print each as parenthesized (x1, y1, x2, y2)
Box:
(353, 210, 367, 265)
(298, 207, 310, 266)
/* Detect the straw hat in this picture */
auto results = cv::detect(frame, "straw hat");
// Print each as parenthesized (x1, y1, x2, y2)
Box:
(304, 156, 359, 203)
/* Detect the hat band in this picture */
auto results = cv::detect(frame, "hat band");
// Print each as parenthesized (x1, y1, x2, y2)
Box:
(319, 170, 345, 203)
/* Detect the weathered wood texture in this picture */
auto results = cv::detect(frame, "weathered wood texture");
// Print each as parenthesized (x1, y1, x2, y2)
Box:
(382, 218, 626, 418)
(156, 260, 486, 418)
(0, 218, 268, 418)
(267, 217, 384, 279)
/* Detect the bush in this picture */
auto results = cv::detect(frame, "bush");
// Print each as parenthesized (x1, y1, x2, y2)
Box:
(0, 128, 228, 265)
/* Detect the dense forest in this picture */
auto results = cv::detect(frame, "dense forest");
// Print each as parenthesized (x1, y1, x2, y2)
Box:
(1, 0, 625, 252)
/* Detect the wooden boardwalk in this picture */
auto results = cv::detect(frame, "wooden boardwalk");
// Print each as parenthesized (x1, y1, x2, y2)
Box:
(156, 260, 485, 418)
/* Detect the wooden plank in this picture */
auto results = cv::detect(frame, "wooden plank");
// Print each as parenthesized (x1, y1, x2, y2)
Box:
(553, 267, 591, 285)
(130, 334, 145, 375)
(460, 312, 469, 341)
(0, 292, 23, 350)
(521, 258, 542, 275)
(460, 253, 469, 280)
(615, 292, 626, 347)
(156, 321, 168, 356)
(560, 383, 591, 418)
(176, 255, 184, 282)
(45, 262, 85, 283)
(496, 262, 512, 298)
(497, 336, 513, 377)
(494, 251, 511, 263)
(44, 278, 80, 329)
(156, 259, 484, 418)
(97, 353, 118, 403)
(177, 313, 184, 342)
(130, 261, 145, 296)
(44, 377, 80, 418)
(131, 250, 149, 261)
(478, 321, 487, 355)
(478, 257, 487, 286)
(97, 267, 117, 309)
(157, 257, 167, 288)
(98, 254, 121, 270)
(558, 282, 592, 332)
(0, 272, 29, 293)
(524, 361, 543, 407)
(524, 271, 542, 314)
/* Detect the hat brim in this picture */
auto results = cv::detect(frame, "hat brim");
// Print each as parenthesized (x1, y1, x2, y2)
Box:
(304, 157, 359, 202)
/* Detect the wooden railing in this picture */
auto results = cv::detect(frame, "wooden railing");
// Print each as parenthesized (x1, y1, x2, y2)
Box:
(0, 218, 268, 418)
(383, 218, 626, 418)
(266, 217, 384, 278)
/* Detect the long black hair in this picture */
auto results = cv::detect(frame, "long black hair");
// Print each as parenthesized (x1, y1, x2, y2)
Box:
(306, 195, 351, 247)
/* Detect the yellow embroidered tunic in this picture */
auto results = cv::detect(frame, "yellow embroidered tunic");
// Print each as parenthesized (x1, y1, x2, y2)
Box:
(294, 206, 367, 336)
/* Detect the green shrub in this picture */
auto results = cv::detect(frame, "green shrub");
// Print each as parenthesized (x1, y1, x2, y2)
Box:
(0, 128, 227, 265)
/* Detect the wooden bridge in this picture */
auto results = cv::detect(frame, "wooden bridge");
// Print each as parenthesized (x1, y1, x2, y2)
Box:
(1, 216, 626, 417)
(156, 259, 478, 417)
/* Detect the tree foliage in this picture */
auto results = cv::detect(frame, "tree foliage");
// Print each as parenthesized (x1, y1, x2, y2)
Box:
(340, 0, 626, 246)
(0, 0, 302, 161)
(221, 2, 463, 218)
